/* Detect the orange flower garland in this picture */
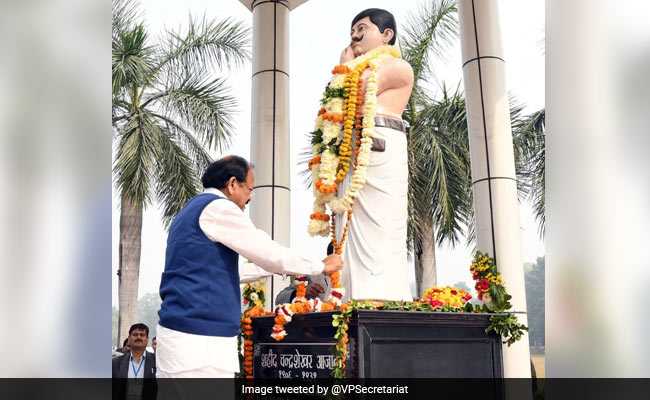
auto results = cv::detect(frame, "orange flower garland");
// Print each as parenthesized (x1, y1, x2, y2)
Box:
(315, 179, 337, 194)
(336, 64, 364, 183)
(332, 302, 350, 376)
(321, 112, 344, 123)
(331, 64, 350, 75)
(279, 46, 402, 373)
(270, 239, 346, 342)
(330, 209, 353, 257)
(241, 304, 266, 379)
(309, 211, 330, 222)
(308, 45, 400, 236)
(308, 155, 321, 169)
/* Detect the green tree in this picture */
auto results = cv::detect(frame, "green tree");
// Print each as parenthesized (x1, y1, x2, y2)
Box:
(113, 294, 162, 348)
(514, 109, 545, 236)
(112, 0, 250, 344)
(401, 0, 545, 295)
(525, 256, 545, 352)
(400, 0, 465, 296)
(137, 292, 163, 341)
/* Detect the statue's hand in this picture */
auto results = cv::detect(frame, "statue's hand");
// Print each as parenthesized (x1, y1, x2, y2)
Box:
(339, 45, 355, 64)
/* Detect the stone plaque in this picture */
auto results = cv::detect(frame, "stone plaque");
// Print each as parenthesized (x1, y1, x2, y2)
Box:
(253, 342, 337, 379)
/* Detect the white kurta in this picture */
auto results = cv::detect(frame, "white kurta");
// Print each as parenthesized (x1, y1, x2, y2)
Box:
(336, 125, 413, 301)
(156, 188, 325, 379)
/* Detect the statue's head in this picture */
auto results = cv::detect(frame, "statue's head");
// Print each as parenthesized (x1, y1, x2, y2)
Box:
(350, 8, 396, 57)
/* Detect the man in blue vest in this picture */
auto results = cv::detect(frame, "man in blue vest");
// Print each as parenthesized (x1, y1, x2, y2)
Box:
(156, 155, 343, 378)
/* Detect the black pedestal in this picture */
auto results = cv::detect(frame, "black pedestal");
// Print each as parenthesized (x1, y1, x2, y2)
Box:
(252, 310, 503, 378)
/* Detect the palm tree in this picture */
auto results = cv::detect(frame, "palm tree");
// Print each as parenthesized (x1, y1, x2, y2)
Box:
(401, 0, 467, 295)
(112, 0, 250, 343)
(514, 109, 545, 236)
(405, 87, 539, 295)
(401, 1, 545, 296)
(406, 87, 472, 296)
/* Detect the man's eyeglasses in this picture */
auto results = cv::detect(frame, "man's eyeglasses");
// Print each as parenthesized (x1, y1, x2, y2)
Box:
(238, 182, 254, 193)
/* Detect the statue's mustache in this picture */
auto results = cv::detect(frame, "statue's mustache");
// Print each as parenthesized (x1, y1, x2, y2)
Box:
(351, 35, 364, 43)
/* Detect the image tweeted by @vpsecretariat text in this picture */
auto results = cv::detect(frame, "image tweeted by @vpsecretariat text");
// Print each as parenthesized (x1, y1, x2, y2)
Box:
(241, 383, 409, 397)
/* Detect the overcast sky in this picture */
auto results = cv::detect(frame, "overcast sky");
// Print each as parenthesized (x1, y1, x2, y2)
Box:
(112, 0, 544, 305)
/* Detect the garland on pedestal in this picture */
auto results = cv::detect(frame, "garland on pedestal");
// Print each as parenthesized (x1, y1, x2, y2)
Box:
(469, 251, 529, 346)
(239, 281, 269, 379)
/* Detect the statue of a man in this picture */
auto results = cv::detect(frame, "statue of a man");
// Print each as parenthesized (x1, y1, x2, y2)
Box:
(336, 8, 414, 301)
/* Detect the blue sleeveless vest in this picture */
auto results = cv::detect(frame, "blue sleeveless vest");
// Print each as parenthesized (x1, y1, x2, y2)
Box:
(158, 193, 241, 336)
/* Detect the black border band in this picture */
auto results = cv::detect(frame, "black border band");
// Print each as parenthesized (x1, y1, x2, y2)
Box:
(253, 185, 290, 191)
(252, 69, 289, 78)
(252, 0, 289, 11)
(472, 176, 517, 185)
(462, 55, 505, 68)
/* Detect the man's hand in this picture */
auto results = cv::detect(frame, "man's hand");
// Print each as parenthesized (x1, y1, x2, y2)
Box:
(339, 45, 355, 64)
(322, 254, 343, 273)
(306, 283, 325, 299)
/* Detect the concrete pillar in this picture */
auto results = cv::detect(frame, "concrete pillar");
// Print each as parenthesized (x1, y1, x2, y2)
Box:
(240, 0, 308, 309)
(458, 0, 532, 379)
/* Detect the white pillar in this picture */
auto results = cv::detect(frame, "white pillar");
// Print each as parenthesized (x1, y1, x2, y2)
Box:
(458, 0, 532, 379)
(240, 0, 308, 310)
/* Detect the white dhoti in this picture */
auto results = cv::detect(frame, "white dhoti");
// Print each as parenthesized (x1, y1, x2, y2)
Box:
(336, 124, 413, 301)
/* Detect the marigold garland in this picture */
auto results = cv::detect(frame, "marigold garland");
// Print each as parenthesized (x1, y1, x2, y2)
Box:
(309, 211, 330, 222)
(308, 45, 401, 237)
(321, 112, 344, 123)
(308, 155, 321, 169)
(276, 49, 401, 345)
(297, 48, 402, 370)
(240, 281, 270, 379)
(422, 286, 473, 310)
(470, 251, 508, 308)
(269, 270, 346, 342)
(331, 64, 350, 75)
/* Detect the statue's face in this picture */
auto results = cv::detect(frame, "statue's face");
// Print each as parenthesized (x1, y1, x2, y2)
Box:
(349, 17, 392, 56)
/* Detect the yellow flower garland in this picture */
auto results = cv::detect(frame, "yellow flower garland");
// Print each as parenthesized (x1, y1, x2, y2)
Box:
(308, 45, 401, 237)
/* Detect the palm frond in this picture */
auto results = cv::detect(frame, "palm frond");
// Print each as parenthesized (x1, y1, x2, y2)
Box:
(514, 109, 545, 236)
(401, 0, 458, 86)
(157, 16, 250, 76)
(112, 0, 141, 38)
(297, 143, 315, 189)
(158, 74, 237, 153)
(529, 144, 545, 236)
(152, 112, 213, 174)
(404, 85, 434, 121)
(113, 99, 132, 127)
(113, 114, 162, 206)
(514, 108, 545, 161)
(112, 24, 155, 97)
(509, 96, 533, 199)
(409, 86, 472, 247)
(155, 130, 201, 225)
